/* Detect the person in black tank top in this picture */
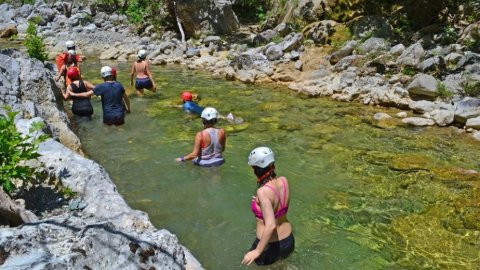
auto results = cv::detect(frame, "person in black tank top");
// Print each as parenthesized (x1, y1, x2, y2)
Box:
(63, 67, 95, 118)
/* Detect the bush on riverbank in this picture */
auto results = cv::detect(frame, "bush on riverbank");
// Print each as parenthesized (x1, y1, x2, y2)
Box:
(0, 108, 46, 194)
(24, 18, 48, 62)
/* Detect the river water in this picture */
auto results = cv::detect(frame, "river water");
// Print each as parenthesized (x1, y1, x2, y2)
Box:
(3, 39, 478, 269)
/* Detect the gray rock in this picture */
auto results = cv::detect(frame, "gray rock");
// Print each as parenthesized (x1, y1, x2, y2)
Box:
(0, 49, 81, 152)
(253, 29, 278, 45)
(358, 37, 390, 53)
(397, 43, 425, 67)
(350, 15, 392, 39)
(445, 52, 465, 67)
(465, 116, 480, 129)
(295, 60, 303, 71)
(290, 50, 300, 61)
(174, 0, 239, 36)
(418, 56, 445, 73)
(304, 20, 336, 44)
(396, 111, 408, 118)
(409, 100, 436, 113)
(402, 117, 436, 126)
(280, 33, 303, 52)
(0, 3, 15, 23)
(407, 74, 438, 99)
(454, 97, 480, 123)
(294, 0, 328, 22)
(328, 40, 358, 64)
(374, 112, 392, 120)
(334, 55, 365, 72)
(430, 109, 455, 126)
(308, 68, 330, 80)
(265, 45, 283, 61)
(203, 35, 221, 45)
(389, 44, 405, 56)
(28, 3, 57, 26)
(473, 131, 480, 141)
(273, 23, 293, 37)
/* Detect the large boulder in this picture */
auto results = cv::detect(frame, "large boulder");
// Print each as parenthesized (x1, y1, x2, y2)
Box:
(0, 23, 17, 38)
(0, 49, 81, 152)
(397, 43, 425, 67)
(173, 0, 239, 37)
(0, 3, 15, 23)
(407, 74, 438, 99)
(454, 97, 480, 124)
(294, 0, 328, 22)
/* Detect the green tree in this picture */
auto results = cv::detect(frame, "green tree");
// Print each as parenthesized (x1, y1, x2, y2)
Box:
(0, 108, 47, 194)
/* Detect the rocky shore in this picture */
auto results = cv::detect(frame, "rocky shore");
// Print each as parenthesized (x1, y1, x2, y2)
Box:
(2, 1, 480, 140)
(0, 49, 202, 269)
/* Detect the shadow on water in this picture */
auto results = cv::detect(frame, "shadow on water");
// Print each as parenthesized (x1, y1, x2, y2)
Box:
(60, 59, 480, 270)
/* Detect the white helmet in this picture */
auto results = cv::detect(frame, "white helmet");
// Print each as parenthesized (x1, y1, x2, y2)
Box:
(248, 146, 275, 168)
(100, 66, 112, 77)
(201, 107, 219, 120)
(65, 40, 75, 48)
(138, 49, 147, 59)
(67, 49, 76, 55)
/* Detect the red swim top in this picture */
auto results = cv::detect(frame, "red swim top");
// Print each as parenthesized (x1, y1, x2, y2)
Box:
(251, 177, 289, 220)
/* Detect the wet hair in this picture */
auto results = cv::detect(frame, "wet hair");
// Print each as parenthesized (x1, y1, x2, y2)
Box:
(202, 118, 217, 125)
(254, 164, 276, 187)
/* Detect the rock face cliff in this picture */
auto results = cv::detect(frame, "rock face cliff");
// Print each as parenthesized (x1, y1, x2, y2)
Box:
(0, 50, 203, 270)
(171, 0, 239, 37)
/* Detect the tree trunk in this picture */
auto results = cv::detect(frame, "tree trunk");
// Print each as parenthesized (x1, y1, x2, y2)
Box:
(63, 0, 76, 18)
(173, 1, 186, 43)
(0, 189, 38, 227)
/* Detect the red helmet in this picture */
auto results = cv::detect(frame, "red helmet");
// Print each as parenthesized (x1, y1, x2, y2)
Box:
(66, 67, 80, 80)
(181, 91, 193, 101)
(111, 67, 117, 77)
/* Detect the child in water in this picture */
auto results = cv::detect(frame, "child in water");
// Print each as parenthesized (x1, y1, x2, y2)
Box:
(179, 91, 239, 123)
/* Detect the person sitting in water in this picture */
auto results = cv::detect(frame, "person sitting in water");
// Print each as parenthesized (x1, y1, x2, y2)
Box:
(242, 146, 294, 266)
(130, 49, 156, 96)
(71, 66, 131, 126)
(175, 107, 226, 167)
(63, 66, 94, 119)
(181, 91, 204, 116)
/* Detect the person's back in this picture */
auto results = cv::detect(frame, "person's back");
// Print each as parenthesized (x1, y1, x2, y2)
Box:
(195, 127, 225, 167)
(70, 80, 93, 117)
(183, 100, 204, 116)
(94, 80, 128, 125)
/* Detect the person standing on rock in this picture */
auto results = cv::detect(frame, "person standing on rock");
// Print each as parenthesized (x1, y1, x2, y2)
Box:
(63, 66, 94, 119)
(175, 107, 226, 166)
(130, 49, 156, 96)
(73, 66, 131, 126)
(242, 146, 294, 266)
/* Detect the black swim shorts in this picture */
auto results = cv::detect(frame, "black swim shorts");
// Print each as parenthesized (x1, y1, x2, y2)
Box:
(249, 233, 295, 265)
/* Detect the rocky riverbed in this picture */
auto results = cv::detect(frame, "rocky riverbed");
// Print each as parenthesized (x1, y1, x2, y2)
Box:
(2, 1, 480, 139)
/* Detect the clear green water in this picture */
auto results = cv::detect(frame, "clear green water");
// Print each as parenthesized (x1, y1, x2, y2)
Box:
(67, 60, 480, 270)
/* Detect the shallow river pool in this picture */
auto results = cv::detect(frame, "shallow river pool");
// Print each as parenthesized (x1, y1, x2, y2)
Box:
(70, 59, 480, 270)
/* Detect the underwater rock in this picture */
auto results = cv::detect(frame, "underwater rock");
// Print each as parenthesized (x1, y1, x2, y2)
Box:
(388, 154, 430, 171)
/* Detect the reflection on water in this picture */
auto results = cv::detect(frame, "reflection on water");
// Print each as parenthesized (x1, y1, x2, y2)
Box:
(69, 59, 480, 270)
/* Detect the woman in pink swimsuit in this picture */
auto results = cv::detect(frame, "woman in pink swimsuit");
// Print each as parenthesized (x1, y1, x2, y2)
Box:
(242, 146, 294, 265)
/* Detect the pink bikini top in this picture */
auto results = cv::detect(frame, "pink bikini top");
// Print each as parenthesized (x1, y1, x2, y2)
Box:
(251, 177, 289, 220)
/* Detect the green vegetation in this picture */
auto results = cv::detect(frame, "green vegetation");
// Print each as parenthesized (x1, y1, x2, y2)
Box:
(401, 66, 416, 76)
(0, 108, 47, 194)
(436, 82, 454, 99)
(232, 0, 272, 23)
(463, 81, 480, 97)
(440, 26, 457, 45)
(23, 18, 48, 62)
(60, 186, 77, 199)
